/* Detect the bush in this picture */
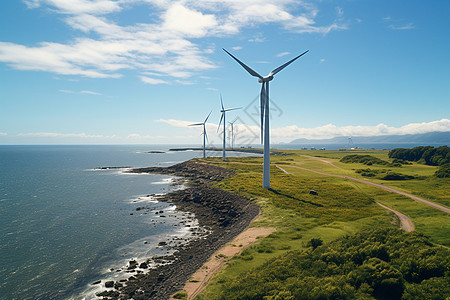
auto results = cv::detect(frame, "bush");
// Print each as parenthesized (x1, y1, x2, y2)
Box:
(340, 155, 392, 166)
(435, 163, 450, 178)
(389, 146, 450, 166)
(380, 172, 415, 181)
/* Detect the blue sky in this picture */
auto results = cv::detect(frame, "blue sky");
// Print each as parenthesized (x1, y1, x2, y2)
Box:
(0, 0, 449, 145)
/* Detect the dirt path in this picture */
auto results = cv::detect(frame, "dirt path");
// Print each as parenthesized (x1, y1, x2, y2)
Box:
(171, 226, 276, 300)
(299, 155, 342, 169)
(281, 164, 450, 214)
(376, 202, 415, 232)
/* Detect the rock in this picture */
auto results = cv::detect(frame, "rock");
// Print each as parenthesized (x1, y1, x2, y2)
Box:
(309, 190, 318, 196)
(114, 282, 123, 289)
(139, 262, 148, 269)
(92, 280, 101, 285)
(105, 281, 114, 288)
(158, 241, 167, 246)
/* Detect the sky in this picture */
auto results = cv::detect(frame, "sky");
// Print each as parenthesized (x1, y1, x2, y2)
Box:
(0, 0, 449, 145)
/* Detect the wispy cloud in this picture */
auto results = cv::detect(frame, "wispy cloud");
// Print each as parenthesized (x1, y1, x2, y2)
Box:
(140, 76, 170, 85)
(277, 52, 290, 57)
(388, 23, 415, 30)
(383, 16, 414, 30)
(0, 132, 7, 136)
(59, 89, 102, 95)
(80, 90, 102, 95)
(17, 132, 115, 138)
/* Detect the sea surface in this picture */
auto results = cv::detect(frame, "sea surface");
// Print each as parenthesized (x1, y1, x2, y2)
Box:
(0, 145, 257, 300)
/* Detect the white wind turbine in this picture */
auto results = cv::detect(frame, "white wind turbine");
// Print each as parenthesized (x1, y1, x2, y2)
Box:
(189, 111, 212, 159)
(218, 95, 241, 162)
(228, 118, 238, 149)
(223, 48, 309, 189)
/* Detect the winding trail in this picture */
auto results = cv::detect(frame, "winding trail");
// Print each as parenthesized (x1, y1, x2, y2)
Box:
(376, 202, 415, 232)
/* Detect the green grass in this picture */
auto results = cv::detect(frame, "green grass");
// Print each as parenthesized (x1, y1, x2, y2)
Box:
(196, 150, 449, 299)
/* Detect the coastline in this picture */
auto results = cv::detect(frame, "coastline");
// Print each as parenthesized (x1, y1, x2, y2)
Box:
(95, 159, 260, 299)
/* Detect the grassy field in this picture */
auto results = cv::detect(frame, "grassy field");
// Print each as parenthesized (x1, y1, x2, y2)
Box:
(192, 149, 449, 299)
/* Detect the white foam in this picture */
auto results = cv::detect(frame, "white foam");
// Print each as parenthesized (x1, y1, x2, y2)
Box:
(151, 177, 173, 185)
(129, 194, 161, 204)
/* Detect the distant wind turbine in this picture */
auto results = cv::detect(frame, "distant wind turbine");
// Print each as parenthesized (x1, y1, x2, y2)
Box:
(228, 118, 238, 149)
(218, 95, 241, 162)
(189, 111, 212, 158)
(223, 48, 309, 189)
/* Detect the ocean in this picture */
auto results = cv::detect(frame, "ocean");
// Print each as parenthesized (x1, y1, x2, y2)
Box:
(0, 145, 256, 300)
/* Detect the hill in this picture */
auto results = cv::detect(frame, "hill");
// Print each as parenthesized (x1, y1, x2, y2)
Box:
(290, 131, 450, 145)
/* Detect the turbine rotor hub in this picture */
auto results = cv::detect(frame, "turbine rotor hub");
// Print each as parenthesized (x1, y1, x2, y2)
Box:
(258, 76, 273, 83)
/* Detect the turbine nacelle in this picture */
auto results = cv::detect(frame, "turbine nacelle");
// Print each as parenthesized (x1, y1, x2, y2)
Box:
(258, 76, 273, 83)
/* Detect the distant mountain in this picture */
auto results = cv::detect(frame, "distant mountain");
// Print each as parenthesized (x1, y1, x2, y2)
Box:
(290, 131, 450, 145)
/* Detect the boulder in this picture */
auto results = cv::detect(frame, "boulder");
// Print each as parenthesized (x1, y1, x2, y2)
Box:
(105, 281, 114, 288)
(309, 190, 318, 196)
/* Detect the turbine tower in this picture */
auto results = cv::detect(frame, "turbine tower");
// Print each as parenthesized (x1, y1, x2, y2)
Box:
(218, 95, 241, 162)
(228, 118, 238, 149)
(189, 111, 211, 158)
(223, 48, 309, 189)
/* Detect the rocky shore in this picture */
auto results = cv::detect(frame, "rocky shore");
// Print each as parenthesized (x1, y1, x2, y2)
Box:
(95, 160, 260, 299)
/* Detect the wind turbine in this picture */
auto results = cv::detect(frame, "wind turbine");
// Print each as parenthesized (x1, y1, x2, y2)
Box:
(228, 118, 238, 149)
(218, 95, 241, 162)
(223, 48, 309, 189)
(189, 111, 211, 158)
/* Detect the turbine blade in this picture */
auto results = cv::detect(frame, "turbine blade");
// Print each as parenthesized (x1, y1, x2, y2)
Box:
(260, 82, 265, 144)
(224, 107, 242, 111)
(223, 48, 264, 80)
(220, 94, 224, 111)
(204, 127, 209, 142)
(189, 123, 203, 126)
(204, 110, 212, 123)
(269, 50, 309, 76)
(217, 112, 224, 132)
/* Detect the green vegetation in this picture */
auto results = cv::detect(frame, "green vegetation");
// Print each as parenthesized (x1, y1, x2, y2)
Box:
(340, 154, 399, 167)
(196, 148, 449, 299)
(212, 228, 450, 300)
(389, 146, 450, 179)
(389, 146, 450, 166)
(355, 168, 416, 180)
(435, 163, 450, 178)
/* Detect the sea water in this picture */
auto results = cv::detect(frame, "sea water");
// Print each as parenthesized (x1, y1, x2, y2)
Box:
(0, 145, 255, 299)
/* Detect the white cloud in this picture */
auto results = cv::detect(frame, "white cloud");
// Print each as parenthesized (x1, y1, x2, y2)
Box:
(232, 46, 242, 51)
(1, 0, 347, 81)
(24, 0, 122, 15)
(159, 118, 450, 143)
(388, 23, 415, 30)
(320, 58, 326, 63)
(17, 132, 115, 138)
(140, 76, 170, 85)
(80, 90, 102, 95)
(59, 89, 75, 93)
(0, 132, 7, 136)
(127, 133, 164, 139)
(162, 3, 218, 37)
(271, 119, 450, 141)
(277, 52, 290, 57)
(156, 118, 194, 128)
